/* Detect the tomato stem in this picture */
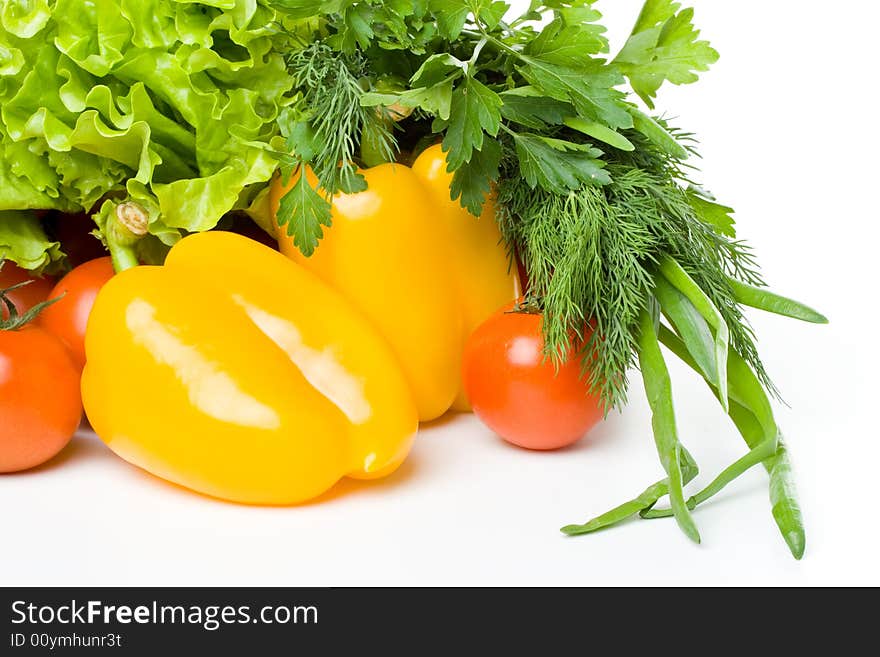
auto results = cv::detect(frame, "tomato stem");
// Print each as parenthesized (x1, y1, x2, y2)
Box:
(0, 282, 61, 331)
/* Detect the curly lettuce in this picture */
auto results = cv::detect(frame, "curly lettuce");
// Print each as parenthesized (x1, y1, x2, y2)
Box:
(0, 0, 303, 268)
(0, 211, 64, 273)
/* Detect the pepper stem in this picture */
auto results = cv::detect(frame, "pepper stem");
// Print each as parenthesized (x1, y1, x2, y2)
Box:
(105, 201, 148, 272)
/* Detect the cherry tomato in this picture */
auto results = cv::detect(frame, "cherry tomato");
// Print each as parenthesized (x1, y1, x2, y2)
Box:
(0, 326, 82, 472)
(462, 304, 604, 450)
(38, 257, 115, 369)
(0, 262, 55, 320)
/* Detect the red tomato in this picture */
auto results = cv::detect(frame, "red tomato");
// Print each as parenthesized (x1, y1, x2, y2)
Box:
(0, 262, 55, 320)
(38, 257, 115, 369)
(0, 326, 82, 472)
(462, 304, 604, 450)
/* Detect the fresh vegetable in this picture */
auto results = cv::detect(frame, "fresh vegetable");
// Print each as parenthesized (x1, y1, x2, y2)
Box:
(411, 145, 524, 411)
(39, 257, 115, 369)
(635, 302, 699, 543)
(271, 144, 520, 420)
(0, 1, 826, 556)
(0, 285, 82, 473)
(264, 0, 823, 556)
(0, 212, 64, 274)
(0, 0, 307, 267)
(0, 261, 54, 319)
(462, 303, 604, 450)
(82, 232, 418, 504)
(653, 325, 806, 558)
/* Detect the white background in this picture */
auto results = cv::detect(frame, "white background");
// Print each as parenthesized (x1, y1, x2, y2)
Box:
(2, 1, 878, 586)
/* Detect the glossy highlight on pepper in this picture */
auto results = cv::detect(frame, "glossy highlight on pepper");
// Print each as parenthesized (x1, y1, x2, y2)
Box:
(81, 232, 418, 504)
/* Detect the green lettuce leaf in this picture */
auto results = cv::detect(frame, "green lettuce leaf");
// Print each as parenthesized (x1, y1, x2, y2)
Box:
(0, 211, 64, 273)
(0, 0, 302, 269)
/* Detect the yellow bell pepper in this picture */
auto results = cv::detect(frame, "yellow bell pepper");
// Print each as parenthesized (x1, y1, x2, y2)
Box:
(271, 144, 521, 420)
(82, 231, 418, 505)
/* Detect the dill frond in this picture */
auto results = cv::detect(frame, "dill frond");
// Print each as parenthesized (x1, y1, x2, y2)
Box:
(286, 44, 396, 194)
(497, 132, 775, 411)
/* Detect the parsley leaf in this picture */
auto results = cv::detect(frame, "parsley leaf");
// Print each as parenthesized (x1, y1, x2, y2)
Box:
(499, 88, 573, 129)
(517, 57, 633, 131)
(429, 0, 471, 40)
(524, 17, 608, 63)
(450, 139, 502, 215)
(614, 0, 719, 108)
(410, 53, 467, 87)
(478, 1, 510, 29)
(435, 76, 503, 170)
(280, 118, 321, 164)
(334, 3, 376, 53)
(555, 3, 604, 31)
(277, 172, 332, 258)
(512, 132, 610, 192)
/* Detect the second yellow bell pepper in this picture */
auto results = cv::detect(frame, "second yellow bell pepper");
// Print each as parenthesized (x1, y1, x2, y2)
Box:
(82, 231, 418, 505)
(271, 144, 521, 420)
